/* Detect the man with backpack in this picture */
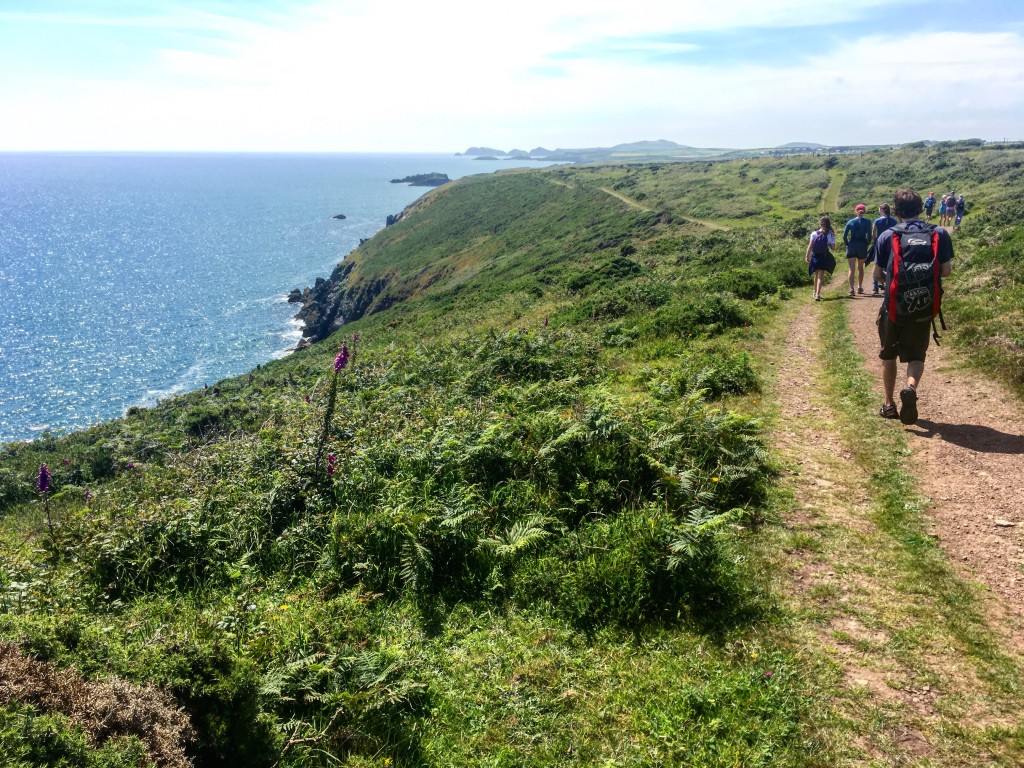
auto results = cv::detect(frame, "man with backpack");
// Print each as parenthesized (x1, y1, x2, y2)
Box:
(872, 189, 954, 425)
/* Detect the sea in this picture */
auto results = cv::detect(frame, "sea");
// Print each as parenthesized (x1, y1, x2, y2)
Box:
(0, 152, 553, 444)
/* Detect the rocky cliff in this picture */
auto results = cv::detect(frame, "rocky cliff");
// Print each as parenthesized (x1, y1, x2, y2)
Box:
(289, 207, 412, 346)
(289, 259, 395, 347)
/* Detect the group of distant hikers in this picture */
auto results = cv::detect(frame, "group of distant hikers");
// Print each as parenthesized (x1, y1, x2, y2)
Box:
(804, 188, 955, 426)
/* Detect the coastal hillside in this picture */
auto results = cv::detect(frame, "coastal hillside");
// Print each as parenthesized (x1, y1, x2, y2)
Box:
(1, 141, 1022, 767)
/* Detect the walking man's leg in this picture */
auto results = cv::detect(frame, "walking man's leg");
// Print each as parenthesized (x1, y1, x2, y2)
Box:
(882, 358, 897, 407)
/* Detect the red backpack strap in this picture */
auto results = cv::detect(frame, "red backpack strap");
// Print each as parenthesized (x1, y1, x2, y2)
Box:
(887, 229, 903, 322)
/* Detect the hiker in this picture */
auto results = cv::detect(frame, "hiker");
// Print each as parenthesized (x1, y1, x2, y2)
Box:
(805, 215, 836, 302)
(938, 194, 948, 226)
(923, 191, 935, 222)
(872, 189, 954, 425)
(954, 193, 966, 230)
(941, 191, 956, 227)
(842, 203, 873, 296)
(869, 203, 897, 295)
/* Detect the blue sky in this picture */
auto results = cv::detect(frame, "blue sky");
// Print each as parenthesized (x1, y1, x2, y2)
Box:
(1, 0, 1022, 152)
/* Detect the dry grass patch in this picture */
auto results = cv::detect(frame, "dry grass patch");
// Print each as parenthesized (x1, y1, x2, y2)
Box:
(0, 643, 194, 768)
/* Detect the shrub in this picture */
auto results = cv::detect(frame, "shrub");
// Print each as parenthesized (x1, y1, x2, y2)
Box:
(512, 504, 739, 631)
(643, 294, 751, 339)
(669, 347, 761, 400)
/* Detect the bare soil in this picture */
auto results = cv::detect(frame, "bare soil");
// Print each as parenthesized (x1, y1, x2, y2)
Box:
(846, 290, 1024, 641)
(769, 285, 1024, 762)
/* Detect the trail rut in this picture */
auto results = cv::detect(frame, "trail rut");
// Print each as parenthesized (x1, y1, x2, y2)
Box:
(846, 291, 1024, 640)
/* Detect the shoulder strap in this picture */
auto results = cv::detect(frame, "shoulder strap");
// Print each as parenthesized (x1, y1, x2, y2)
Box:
(887, 230, 903, 322)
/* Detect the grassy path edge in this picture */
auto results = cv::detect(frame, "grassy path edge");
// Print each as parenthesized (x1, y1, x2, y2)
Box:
(751, 291, 1024, 766)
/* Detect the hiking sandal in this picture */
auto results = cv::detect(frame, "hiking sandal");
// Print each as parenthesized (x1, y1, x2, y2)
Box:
(879, 404, 899, 419)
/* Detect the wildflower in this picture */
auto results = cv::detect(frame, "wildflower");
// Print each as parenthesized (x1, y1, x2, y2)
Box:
(304, 394, 311, 404)
(84, 489, 93, 501)
(62, 457, 71, 465)
(327, 453, 336, 478)
(712, 477, 720, 483)
(751, 651, 759, 660)
(279, 604, 289, 610)
(352, 333, 360, 343)
(334, 343, 350, 372)
(37, 464, 54, 536)
(125, 462, 135, 471)
(37, 464, 51, 494)
(764, 670, 774, 679)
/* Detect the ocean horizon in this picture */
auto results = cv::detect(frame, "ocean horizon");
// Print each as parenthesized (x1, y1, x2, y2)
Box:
(0, 151, 555, 444)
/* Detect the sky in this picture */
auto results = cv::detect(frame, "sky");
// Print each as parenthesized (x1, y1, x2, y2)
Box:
(1, 0, 1023, 153)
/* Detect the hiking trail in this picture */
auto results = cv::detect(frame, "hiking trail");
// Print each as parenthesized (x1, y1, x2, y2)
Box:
(820, 170, 846, 213)
(770, 286, 1024, 761)
(845, 292, 1024, 617)
(598, 186, 732, 230)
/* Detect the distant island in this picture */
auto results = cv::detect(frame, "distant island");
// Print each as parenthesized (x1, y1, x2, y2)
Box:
(390, 173, 450, 187)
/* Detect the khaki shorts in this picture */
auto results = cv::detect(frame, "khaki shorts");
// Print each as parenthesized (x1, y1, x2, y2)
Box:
(877, 306, 931, 363)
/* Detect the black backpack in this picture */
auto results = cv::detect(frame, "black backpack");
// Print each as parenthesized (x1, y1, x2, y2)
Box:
(886, 223, 947, 340)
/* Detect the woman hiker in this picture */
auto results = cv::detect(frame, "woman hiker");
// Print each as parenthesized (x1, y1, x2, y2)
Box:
(805, 215, 837, 302)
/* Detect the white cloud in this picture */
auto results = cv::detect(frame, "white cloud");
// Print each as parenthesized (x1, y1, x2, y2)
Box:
(0, 1, 1021, 151)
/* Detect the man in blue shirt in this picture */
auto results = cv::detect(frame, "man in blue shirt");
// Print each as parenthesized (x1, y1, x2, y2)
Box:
(872, 189, 954, 425)
(869, 203, 897, 294)
(843, 203, 873, 296)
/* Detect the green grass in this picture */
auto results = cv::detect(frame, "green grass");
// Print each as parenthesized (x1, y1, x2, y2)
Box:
(2, 142, 1023, 767)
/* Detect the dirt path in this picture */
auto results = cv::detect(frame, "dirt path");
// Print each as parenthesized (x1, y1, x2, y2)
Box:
(770, 290, 1024, 761)
(599, 186, 652, 211)
(775, 287, 1024, 635)
(598, 187, 732, 230)
(845, 292, 1024, 626)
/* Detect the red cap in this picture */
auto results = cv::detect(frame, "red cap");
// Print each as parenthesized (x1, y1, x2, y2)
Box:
(854, 203, 866, 212)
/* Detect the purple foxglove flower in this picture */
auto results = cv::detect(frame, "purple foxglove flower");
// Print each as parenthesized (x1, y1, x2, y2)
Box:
(84, 489, 93, 501)
(37, 464, 51, 494)
(334, 344, 350, 372)
(327, 453, 336, 477)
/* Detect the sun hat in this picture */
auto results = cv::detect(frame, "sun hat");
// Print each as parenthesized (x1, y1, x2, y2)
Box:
(854, 203, 866, 212)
